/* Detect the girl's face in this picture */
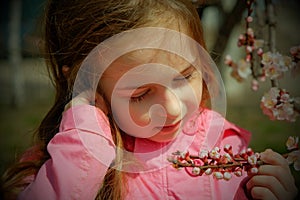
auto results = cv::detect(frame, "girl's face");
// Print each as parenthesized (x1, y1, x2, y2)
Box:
(101, 49, 203, 143)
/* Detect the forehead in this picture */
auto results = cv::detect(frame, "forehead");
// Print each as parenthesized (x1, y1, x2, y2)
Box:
(103, 49, 192, 79)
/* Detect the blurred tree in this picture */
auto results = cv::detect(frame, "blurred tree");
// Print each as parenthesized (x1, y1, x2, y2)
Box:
(8, 0, 24, 107)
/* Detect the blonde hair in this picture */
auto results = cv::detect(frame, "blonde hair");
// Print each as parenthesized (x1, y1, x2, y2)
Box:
(1, 1, 207, 199)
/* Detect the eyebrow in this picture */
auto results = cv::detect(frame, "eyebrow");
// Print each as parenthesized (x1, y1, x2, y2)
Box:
(116, 65, 194, 91)
(179, 65, 194, 75)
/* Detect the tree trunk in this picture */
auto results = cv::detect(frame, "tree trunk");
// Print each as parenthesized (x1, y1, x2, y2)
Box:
(8, 0, 24, 108)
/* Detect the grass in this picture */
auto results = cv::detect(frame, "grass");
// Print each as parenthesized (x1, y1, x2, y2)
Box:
(0, 99, 53, 174)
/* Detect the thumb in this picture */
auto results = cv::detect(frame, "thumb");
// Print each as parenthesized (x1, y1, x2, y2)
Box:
(260, 149, 288, 167)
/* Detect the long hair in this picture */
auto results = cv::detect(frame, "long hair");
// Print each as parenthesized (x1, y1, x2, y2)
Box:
(1, 0, 207, 199)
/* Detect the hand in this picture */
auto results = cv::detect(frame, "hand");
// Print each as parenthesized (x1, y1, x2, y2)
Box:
(246, 149, 298, 200)
(64, 90, 108, 114)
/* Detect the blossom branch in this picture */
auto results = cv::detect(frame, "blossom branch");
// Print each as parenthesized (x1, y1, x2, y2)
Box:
(265, 0, 278, 87)
(168, 136, 300, 180)
(224, 0, 300, 122)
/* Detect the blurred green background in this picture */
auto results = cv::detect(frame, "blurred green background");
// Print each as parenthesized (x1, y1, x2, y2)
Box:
(0, 0, 299, 197)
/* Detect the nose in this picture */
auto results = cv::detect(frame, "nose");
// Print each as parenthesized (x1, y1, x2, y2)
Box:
(158, 88, 181, 119)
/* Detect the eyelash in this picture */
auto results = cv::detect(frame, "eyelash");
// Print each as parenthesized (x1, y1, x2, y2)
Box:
(130, 89, 151, 103)
(130, 72, 194, 103)
(173, 72, 194, 86)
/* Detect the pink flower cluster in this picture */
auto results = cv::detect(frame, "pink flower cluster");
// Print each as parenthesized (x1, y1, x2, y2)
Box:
(224, 0, 264, 83)
(168, 145, 261, 181)
(261, 51, 294, 80)
(260, 87, 299, 122)
(224, 1, 300, 122)
(290, 45, 300, 76)
(286, 136, 300, 171)
(168, 136, 300, 181)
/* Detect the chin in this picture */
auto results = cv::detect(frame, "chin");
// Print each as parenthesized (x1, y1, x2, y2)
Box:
(148, 132, 179, 143)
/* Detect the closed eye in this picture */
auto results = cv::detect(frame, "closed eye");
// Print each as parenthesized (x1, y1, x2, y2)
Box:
(173, 68, 196, 87)
(130, 88, 151, 103)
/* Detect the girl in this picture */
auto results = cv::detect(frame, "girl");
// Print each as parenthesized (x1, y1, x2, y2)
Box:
(1, 0, 297, 199)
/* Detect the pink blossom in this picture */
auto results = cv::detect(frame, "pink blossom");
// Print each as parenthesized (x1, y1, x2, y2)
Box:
(261, 87, 279, 109)
(286, 150, 300, 171)
(209, 147, 221, 160)
(286, 136, 299, 151)
(263, 63, 283, 79)
(259, 75, 266, 82)
(273, 103, 298, 122)
(238, 34, 246, 47)
(245, 54, 252, 62)
(281, 56, 294, 70)
(179, 151, 188, 159)
(247, 28, 254, 38)
(234, 168, 243, 177)
(251, 79, 259, 91)
(261, 52, 294, 79)
(261, 87, 299, 121)
(238, 34, 245, 41)
(224, 55, 233, 65)
(220, 153, 232, 164)
(199, 150, 209, 159)
(261, 102, 276, 120)
(246, 148, 254, 156)
(280, 92, 291, 103)
(256, 48, 264, 56)
(261, 51, 272, 64)
(246, 16, 253, 23)
(237, 59, 252, 79)
(290, 45, 300, 59)
(246, 45, 253, 53)
(247, 155, 257, 165)
(239, 149, 247, 157)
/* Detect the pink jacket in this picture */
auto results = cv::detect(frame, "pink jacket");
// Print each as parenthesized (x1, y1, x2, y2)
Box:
(18, 105, 251, 200)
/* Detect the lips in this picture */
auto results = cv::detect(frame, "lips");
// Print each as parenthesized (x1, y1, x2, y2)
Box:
(158, 120, 182, 133)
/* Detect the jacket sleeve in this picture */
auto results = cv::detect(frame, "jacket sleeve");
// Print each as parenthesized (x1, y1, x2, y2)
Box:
(18, 105, 116, 200)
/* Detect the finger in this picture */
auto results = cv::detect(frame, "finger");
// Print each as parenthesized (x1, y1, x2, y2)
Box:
(250, 186, 277, 200)
(72, 92, 91, 105)
(246, 175, 286, 200)
(260, 149, 289, 167)
(258, 165, 297, 193)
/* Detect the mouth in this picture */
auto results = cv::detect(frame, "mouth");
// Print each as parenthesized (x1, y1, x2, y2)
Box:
(157, 120, 182, 133)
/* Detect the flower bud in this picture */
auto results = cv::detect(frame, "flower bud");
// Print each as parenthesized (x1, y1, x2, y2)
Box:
(223, 172, 232, 181)
(249, 167, 258, 174)
(213, 172, 223, 180)
(247, 155, 257, 165)
(205, 168, 213, 175)
(246, 16, 253, 23)
(192, 167, 201, 175)
(234, 168, 243, 177)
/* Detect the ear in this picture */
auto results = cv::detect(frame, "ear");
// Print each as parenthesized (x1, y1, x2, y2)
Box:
(95, 92, 109, 115)
(62, 65, 70, 78)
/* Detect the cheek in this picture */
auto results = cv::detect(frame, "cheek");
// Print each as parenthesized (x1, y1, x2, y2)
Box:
(129, 103, 151, 126)
(191, 77, 203, 105)
(180, 79, 203, 109)
(111, 98, 157, 138)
